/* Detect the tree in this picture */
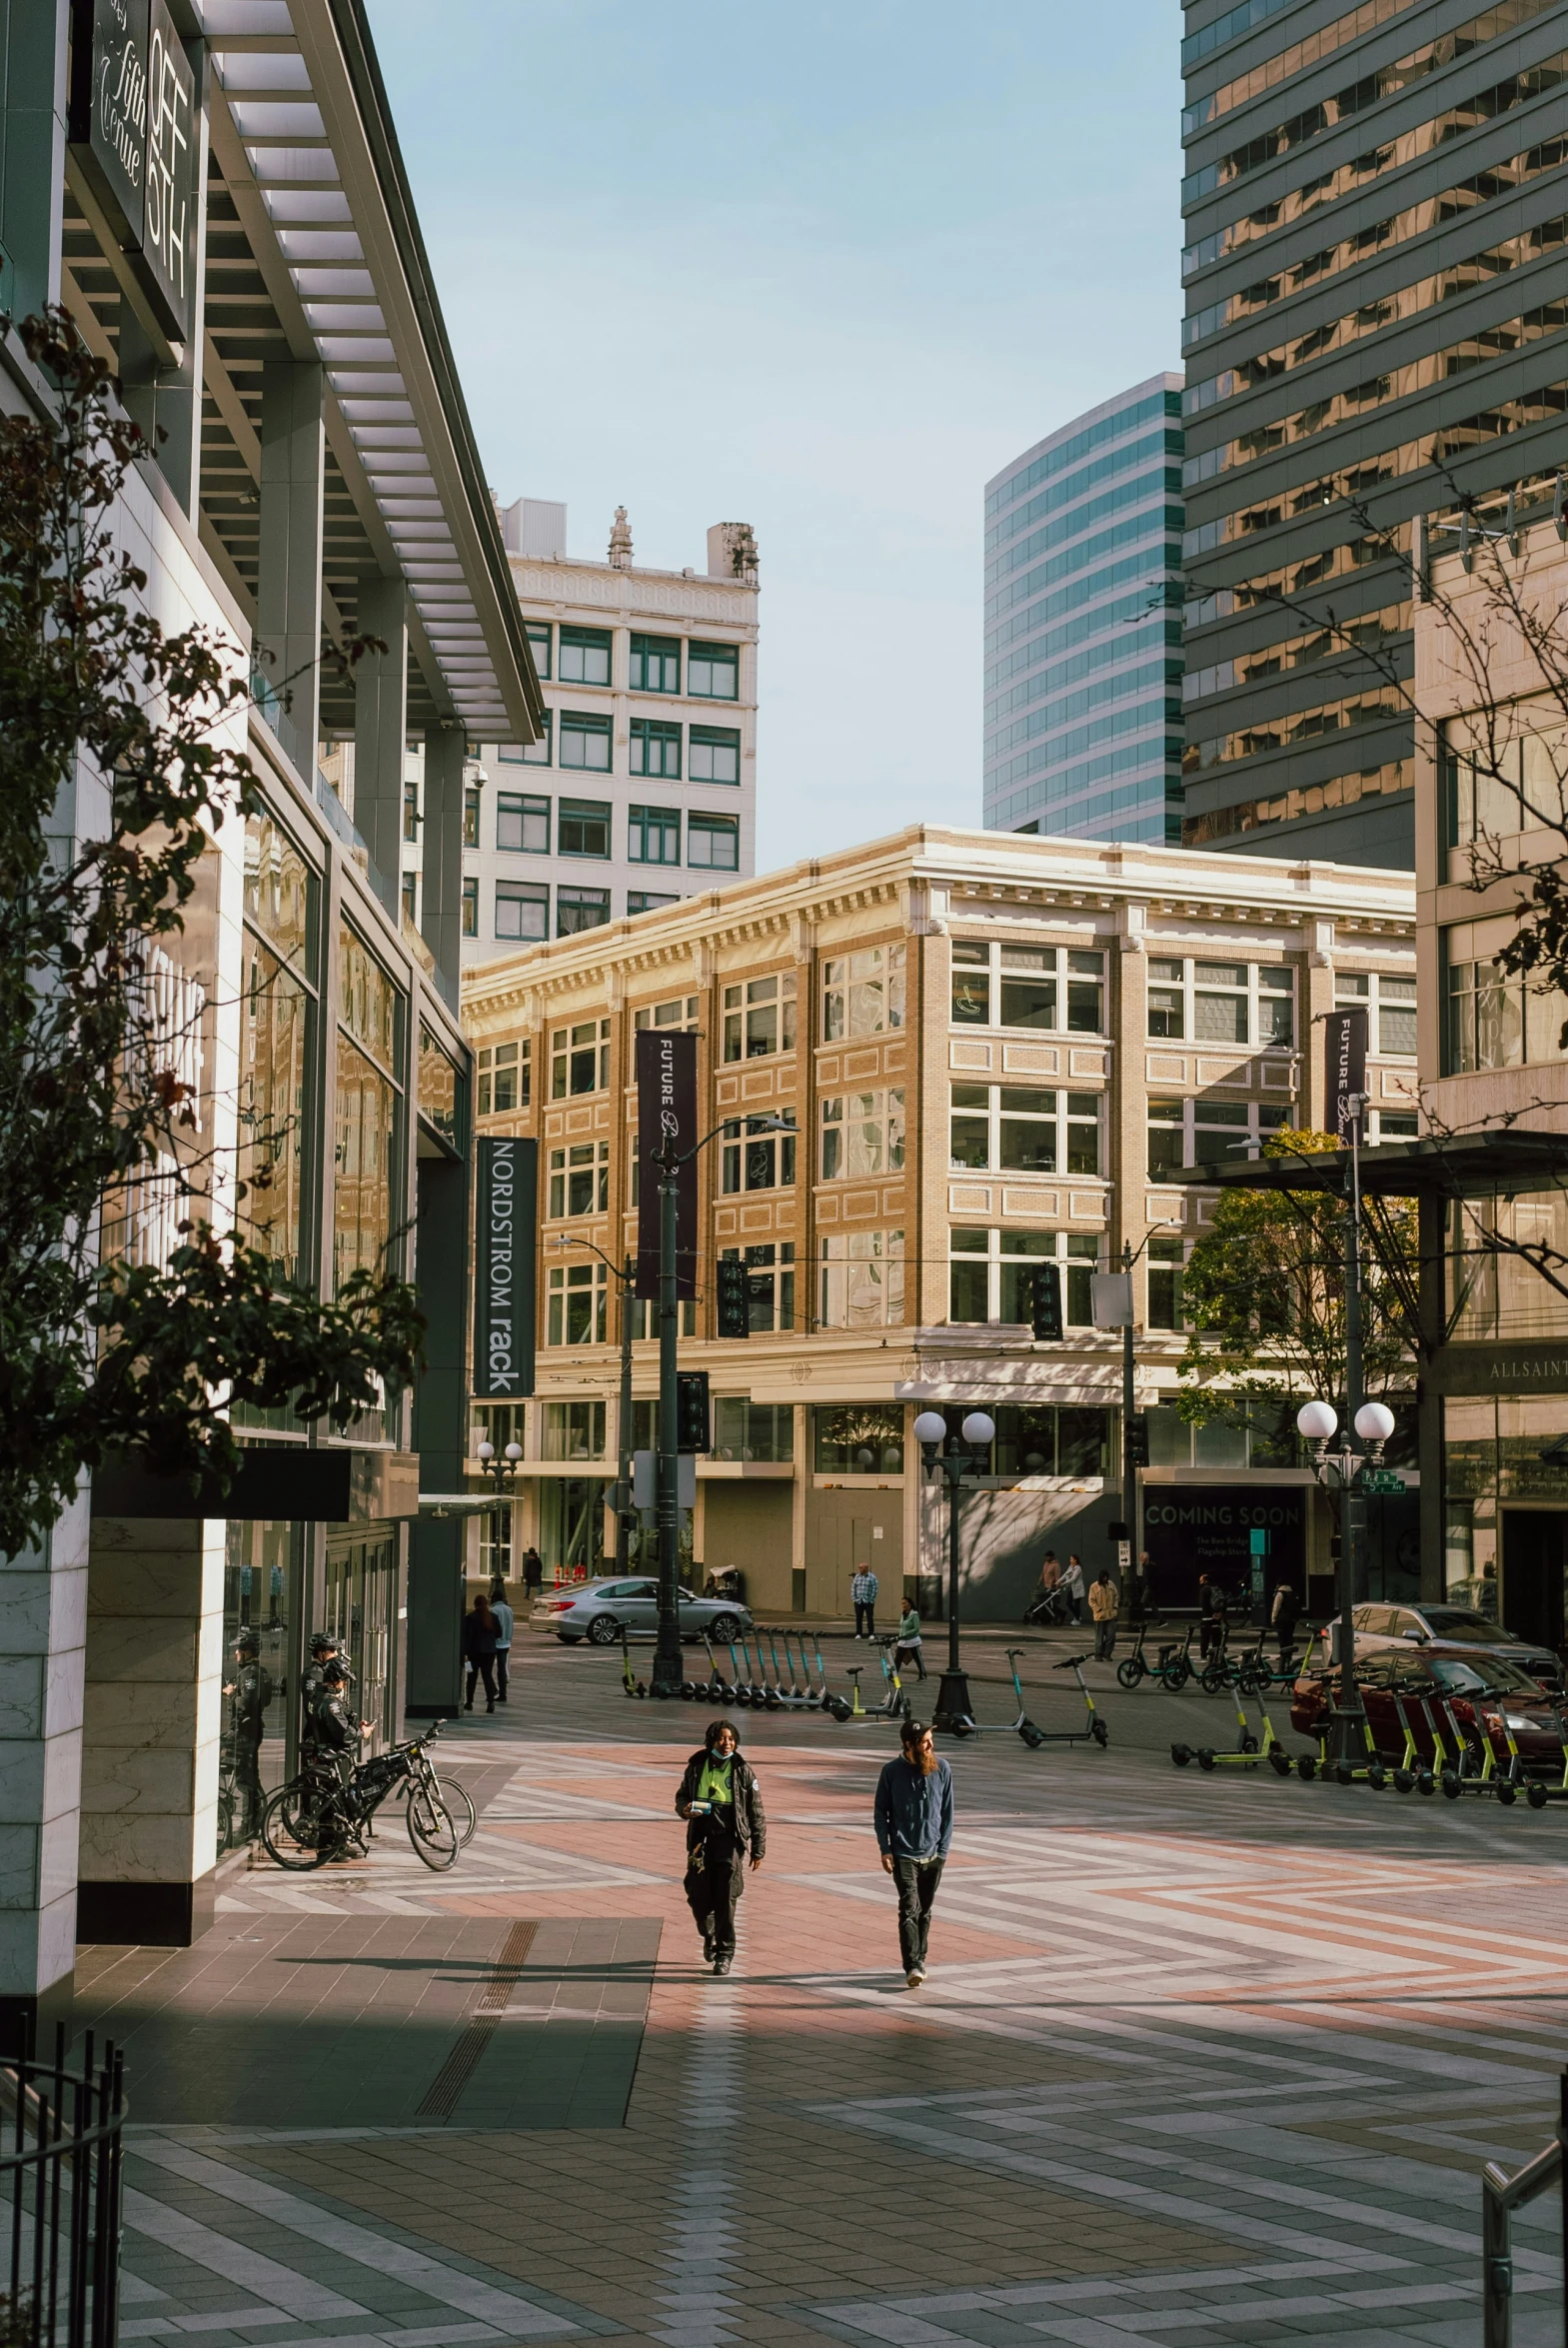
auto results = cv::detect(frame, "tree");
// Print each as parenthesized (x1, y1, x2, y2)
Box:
(1174, 1130, 1417, 1433)
(0, 310, 422, 1560)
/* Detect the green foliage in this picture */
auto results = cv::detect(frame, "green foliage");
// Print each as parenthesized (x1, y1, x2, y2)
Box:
(1175, 1128, 1415, 1426)
(0, 311, 422, 1557)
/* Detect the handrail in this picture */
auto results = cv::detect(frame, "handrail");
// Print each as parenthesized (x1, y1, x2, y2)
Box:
(1480, 2067, 1568, 2348)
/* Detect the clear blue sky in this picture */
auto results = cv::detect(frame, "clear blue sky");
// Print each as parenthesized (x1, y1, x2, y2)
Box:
(366, 0, 1183, 875)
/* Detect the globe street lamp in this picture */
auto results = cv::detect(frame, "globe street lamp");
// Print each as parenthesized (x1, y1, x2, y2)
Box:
(1296, 1395, 1396, 1756)
(913, 1408, 995, 1734)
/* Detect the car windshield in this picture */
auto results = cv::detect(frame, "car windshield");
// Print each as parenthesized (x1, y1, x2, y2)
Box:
(1429, 1656, 1546, 1696)
(1422, 1608, 1512, 1643)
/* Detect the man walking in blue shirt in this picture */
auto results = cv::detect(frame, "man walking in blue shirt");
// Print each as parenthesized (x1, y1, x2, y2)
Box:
(873, 1717, 953, 1988)
(850, 1563, 878, 1638)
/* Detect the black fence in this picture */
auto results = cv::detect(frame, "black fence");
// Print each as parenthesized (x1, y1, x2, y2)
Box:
(2, 2027, 124, 2348)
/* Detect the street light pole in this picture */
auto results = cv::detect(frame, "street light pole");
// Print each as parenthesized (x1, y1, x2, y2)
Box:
(652, 1147, 684, 1698)
(615, 1252, 635, 1576)
(913, 1409, 994, 1733)
(1340, 1093, 1367, 1726)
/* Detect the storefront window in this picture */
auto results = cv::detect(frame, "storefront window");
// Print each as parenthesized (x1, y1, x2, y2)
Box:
(323, 1533, 396, 1751)
(334, 924, 405, 1325)
(219, 1518, 299, 1859)
(1448, 1190, 1568, 1340)
(418, 1023, 464, 1151)
(814, 1406, 904, 1474)
(542, 1477, 608, 1576)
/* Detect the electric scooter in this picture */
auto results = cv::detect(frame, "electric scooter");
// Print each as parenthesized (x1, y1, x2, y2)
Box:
(767, 1628, 805, 1708)
(1388, 1691, 1436, 1795)
(1026, 1652, 1109, 1748)
(703, 1638, 733, 1705)
(1115, 1622, 1152, 1689)
(1004, 1647, 1045, 1747)
(1173, 1680, 1290, 1773)
(867, 1636, 911, 1722)
(816, 1638, 852, 1721)
(1151, 1623, 1197, 1691)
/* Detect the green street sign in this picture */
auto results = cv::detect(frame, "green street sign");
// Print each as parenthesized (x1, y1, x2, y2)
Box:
(1359, 1467, 1405, 1495)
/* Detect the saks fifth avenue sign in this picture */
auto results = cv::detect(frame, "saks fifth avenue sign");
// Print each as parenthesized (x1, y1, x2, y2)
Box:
(69, 0, 200, 344)
(474, 1138, 537, 1399)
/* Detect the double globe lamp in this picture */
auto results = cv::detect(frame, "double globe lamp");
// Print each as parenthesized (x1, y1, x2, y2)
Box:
(912, 1408, 995, 1733)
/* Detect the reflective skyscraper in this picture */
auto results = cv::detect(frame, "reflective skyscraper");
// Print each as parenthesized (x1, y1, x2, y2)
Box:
(1180, 0, 1568, 869)
(983, 376, 1186, 843)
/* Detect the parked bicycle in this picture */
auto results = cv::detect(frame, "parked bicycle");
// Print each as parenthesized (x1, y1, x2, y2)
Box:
(261, 1719, 468, 1872)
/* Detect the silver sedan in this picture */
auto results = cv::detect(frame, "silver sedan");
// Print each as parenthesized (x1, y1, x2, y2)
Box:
(532, 1577, 753, 1646)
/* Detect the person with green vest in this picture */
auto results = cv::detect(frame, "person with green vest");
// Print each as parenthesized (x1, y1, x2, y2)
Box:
(676, 1718, 766, 1975)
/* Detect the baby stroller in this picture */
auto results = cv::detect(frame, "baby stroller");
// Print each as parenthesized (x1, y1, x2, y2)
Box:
(1024, 1583, 1074, 1628)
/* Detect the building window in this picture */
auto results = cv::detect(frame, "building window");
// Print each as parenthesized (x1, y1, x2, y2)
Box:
(712, 1394, 792, 1458)
(948, 1228, 1099, 1325)
(947, 941, 1105, 1034)
(689, 641, 739, 701)
(628, 1299, 698, 1341)
(560, 714, 612, 773)
(558, 798, 612, 857)
(403, 781, 419, 842)
(518, 712, 553, 767)
(630, 633, 681, 693)
(477, 1041, 528, 1115)
(497, 792, 550, 853)
(400, 872, 417, 925)
(631, 718, 682, 779)
(1441, 715, 1563, 869)
(1371, 1109, 1419, 1143)
(1147, 1235, 1187, 1329)
(820, 1089, 904, 1178)
(994, 1404, 1107, 1476)
(819, 1231, 904, 1329)
(558, 625, 611, 687)
(1147, 957, 1295, 1049)
(543, 1399, 606, 1459)
(813, 1405, 904, 1474)
(463, 787, 481, 846)
(718, 1245, 795, 1334)
(527, 620, 552, 681)
(629, 891, 680, 916)
(547, 1260, 607, 1345)
(822, 943, 905, 1040)
(721, 1115, 796, 1193)
(723, 972, 796, 1061)
(548, 1140, 610, 1218)
(495, 880, 549, 942)
(1336, 970, 1418, 1058)
(689, 724, 741, 785)
(949, 1085, 1101, 1176)
(633, 994, 700, 1030)
(688, 812, 739, 870)
(551, 1019, 612, 1099)
(461, 878, 478, 936)
(629, 804, 682, 864)
(557, 886, 612, 936)
(1147, 1096, 1294, 1175)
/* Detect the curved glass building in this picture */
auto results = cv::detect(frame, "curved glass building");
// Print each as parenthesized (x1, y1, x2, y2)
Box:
(983, 375, 1186, 844)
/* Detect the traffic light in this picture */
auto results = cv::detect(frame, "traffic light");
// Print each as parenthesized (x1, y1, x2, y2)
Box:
(1126, 1413, 1150, 1469)
(1030, 1262, 1063, 1342)
(716, 1255, 751, 1339)
(676, 1370, 711, 1453)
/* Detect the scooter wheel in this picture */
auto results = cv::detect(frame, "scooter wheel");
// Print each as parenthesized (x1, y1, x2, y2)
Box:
(1019, 1726, 1044, 1749)
(1167, 1662, 1190, 1691)
(1529, 1782, 1549, 1809)
(1441, 1770, 1463, 1799)
(950, 1718, 974, 1737)
(1196, 1748, 1217, 1771)
(1366, 1764, 1387, 1791)
(1115, 1660, 1142, 1689)
(1200, 1670, 1225, 1696)
(764, 1692, 781, 1710)
(1091, 1719, 1109, 1748)
(1297, 1756, 1315, 1781)
(1497, 1782, 1517, 1806)
(1170, 1743, 1192, 1766)
(1334, 1762, 1354, 1787)
(1268, 1749, 1292, 1777)
(1240, 1733, 1258, 1755)
(1392, 1768, 1413, 1794)
(825, 1698, 851, 1722)
(734, 1688, 752, 1706)
(1417, 1771, 1434, 1796)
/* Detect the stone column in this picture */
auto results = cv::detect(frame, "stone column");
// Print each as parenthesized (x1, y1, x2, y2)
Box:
(77, 1516, 224, 1946)
(354, 573, 409, 917)
(256, 361, 325, 776)
(0, 1489, 88, 2052)
(421, 724, 467, 994)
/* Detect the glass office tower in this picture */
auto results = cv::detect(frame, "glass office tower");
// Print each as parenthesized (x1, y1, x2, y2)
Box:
(1180, 0, 1568, 869)
(984, 377, 1186, 844)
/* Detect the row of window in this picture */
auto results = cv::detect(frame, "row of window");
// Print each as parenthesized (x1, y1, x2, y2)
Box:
(493, 713, 743, 783)
(544, 1228, 905, 1341)
(524, 623, 741, 701)
(460, 880, 689, 944)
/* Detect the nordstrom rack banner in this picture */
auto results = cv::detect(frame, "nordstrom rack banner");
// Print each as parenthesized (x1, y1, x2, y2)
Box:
(474, 1137, 537, 1399)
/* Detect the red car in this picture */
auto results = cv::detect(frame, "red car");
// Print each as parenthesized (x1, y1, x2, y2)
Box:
(1291, 1643, 1567, 1789)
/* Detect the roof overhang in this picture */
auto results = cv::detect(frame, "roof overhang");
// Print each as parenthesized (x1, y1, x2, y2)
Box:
(1174, 1130, 1568, 1199)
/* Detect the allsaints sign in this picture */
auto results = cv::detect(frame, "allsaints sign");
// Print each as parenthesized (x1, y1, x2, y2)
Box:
(474, 1138, 537, 1399)
(635, 1029, 699, 1300)
(69, 0, 200, 344)
(1324, 1006, 1368, 1143)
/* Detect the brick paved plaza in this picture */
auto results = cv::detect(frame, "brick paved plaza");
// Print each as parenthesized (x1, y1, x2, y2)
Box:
(76, 1636, 1568, 2348)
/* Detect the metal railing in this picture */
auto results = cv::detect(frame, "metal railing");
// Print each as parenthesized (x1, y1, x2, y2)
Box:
(1, 2027, 125, 2348)
(1482, 2070, 1567, 2347)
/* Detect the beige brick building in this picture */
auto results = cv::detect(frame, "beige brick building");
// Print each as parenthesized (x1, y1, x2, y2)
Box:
(463, 827, 1415, 1621)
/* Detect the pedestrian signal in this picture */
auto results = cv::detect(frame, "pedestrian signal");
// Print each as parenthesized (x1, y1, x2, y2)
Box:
(1126, 1413, 1150, 1469)
(676, 1370, 711, 1453)
(1031, 1262, 1063, 1342)
(716, 1255, 751, 1339)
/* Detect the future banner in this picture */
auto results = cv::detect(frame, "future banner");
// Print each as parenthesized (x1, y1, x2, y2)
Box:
(473, 1137, 537, 1399)
(635, 1028, 699, 1300)
(1324, 1005, 1369, 1142)
(69, 0, 201, 343)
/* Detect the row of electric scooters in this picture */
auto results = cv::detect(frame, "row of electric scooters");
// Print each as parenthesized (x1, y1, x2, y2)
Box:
(1170, 1676, 1568, 1805)
(1114, 1621, 1296, 1695)
(620, 1626, 1112, 1746)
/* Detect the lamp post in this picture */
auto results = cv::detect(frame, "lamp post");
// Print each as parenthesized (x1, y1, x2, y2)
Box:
(1095, 1221, 1182, 1567)
(1297, 1395, 1396, 1753)
(648, 1115, 794, 1698)
(475, 1437, 522, 1585)
(913, 1408, 995, 1734)
(551, 1236, 638, 1574)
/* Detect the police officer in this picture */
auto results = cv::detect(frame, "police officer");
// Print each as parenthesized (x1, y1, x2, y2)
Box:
(313, 1659, 369, 1785)
(300, 1631, 349, 1760)
(224, 1632, 272, 1837)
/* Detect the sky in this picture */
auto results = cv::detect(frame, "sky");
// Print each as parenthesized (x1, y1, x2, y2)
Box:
(365, 0, 1183, 876)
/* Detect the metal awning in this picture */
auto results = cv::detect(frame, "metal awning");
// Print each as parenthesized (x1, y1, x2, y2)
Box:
(1175, 1130, 1568, 1198)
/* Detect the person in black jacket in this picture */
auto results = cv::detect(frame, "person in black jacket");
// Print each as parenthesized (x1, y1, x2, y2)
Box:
(463, 1593, 499, 1712)
(676, 1720, 766, 1975)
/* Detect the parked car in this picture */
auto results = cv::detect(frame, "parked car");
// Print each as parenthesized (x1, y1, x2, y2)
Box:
(1291, 1644, 1567, 1779)
(532, 1577, 753, 1646)
(1325, 1601, 1563, 1691)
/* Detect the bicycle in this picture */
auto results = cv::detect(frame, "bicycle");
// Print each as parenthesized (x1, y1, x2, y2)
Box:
(261, 1721, 462, 1872)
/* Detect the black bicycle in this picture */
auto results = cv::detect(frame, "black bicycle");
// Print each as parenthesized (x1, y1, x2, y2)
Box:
(261, 1721, 461, 1872)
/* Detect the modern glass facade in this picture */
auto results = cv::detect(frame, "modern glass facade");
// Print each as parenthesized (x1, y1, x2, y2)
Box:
(983, 377, 1185, 844)
(1179, 0, 1568, 869)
